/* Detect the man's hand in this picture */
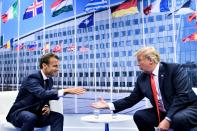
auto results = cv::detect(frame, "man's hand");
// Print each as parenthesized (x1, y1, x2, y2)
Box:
(42, 105, 50, 116)
(91, 97, 109, 109)
(64, 87, 86, 95)
(157, 118, 170, 131)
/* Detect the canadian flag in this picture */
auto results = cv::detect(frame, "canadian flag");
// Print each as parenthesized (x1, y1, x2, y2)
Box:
(53, 44, 61, 53)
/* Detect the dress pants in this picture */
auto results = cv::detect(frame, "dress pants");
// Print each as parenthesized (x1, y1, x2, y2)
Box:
(133, 105, 197, 131)
(11, 111, 64, 131)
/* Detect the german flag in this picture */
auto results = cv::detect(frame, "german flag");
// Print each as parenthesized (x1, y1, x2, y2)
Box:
(111, 0, 138, 18)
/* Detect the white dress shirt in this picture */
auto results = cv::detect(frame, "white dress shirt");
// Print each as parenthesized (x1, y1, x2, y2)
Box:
(41, 70, 64, 97)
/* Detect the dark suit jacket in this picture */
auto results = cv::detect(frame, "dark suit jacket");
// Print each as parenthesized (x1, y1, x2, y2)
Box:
(6, 71, 59, 123)
(113, 62, 197, 119)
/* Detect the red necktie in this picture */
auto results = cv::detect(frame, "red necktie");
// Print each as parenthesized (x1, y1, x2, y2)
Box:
(150, 73, 160, 122)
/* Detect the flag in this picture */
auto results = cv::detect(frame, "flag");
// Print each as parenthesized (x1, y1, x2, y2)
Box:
(78, 14, 94, 28)
(85, 0, 108, 12)
(4, 38, 14, 49)
(111, 0, 138, 18)
(144, 0, 170, 15)
(79, 45, 89, 53)
(67, 44, 75, 52)
(0, 36, 3, 48)
(16, 43, 24, 51)
(51, 0, 73, 17)
(182, 32, 197, 42)
(53, 44, 61, 53)
(27, 43, 37, 51)
(23, 0, 43, 20)
(188, 11, 197, 27)
(1, 0, 18, 23)
(168, 0, 194, 16)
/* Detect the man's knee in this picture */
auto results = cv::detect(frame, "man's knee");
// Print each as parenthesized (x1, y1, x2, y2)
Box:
(133, 110, 143, 122)
(51, 112, 64, 122)
(24, 113, 37, 123)
(172, 113, 185, 125)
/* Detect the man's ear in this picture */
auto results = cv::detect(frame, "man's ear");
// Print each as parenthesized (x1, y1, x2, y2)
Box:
(42, 63, 47, 69)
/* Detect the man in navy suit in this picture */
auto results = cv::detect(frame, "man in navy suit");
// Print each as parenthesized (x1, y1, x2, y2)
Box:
(6, 53, 86, 131)
(91, 47, 197, 131)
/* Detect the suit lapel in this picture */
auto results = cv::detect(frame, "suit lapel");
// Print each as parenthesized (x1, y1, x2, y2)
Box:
(159, 63, 166, 92)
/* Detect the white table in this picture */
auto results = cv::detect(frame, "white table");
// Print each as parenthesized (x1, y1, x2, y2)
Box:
(81, 114, 132, 131)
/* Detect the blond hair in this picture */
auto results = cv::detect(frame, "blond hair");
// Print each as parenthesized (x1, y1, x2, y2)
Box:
(135, 47, 160, 64)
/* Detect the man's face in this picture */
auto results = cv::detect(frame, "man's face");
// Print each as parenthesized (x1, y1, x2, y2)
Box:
(137, 55, 153, 73)
(43, 57, 60, 77)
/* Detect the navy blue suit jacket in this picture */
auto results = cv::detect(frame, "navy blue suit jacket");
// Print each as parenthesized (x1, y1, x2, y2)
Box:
(113, 62, 197, 119)
(6, 71, 59, 123)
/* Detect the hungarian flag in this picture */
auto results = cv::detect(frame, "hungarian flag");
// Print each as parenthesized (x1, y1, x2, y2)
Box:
(111, 0, 138, 18)
(1, 0, 18, 23)
(51, 0, 73, 17)
(53, 44, 61, 53)
(188, 11, 197, 28)
(182, 32, 197, 42)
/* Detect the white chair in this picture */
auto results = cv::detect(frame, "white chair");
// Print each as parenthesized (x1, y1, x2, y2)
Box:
(0, 91, 63, 131)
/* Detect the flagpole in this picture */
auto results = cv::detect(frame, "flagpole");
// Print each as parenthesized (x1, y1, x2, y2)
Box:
(172, 0, 177, 63)
(107, 0, 113, 104)
(43, 0, 46, 54)
(74, 0, 78, 113)
(93, 11, 97, 102)
(16, 0, 20, 91)
(141, 0, 146, 47)
(0, 1, 3, 91)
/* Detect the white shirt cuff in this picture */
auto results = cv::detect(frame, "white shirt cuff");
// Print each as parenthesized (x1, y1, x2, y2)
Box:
(165, 117, 171, 122)
(108, 103, 115, 110)
(58, 89, 64, 97)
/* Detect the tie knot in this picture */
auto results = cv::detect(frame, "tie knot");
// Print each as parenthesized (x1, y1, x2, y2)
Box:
(150, 73, 154, 77)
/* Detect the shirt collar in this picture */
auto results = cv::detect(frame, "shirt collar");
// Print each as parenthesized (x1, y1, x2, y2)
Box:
(152, 63, 160, 76)
(41, 70, 48, 80)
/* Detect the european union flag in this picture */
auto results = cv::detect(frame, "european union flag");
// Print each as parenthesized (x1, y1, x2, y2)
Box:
(23, 0, 43, 20)
(78, 14, 94, 28)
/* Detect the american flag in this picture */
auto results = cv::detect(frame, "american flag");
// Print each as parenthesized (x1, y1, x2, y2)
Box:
(79, 45, 89, 53)
(67, 44, 76, 52)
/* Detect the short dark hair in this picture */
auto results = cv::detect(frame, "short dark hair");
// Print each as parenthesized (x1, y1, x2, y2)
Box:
(39, 53, 59, 69)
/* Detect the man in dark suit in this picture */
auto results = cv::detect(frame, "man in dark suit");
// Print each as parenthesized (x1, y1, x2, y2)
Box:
(6, 53, 86, 131)
(91, 47, 197, 131)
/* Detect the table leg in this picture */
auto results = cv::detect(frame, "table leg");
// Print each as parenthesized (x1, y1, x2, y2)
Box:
(105, 123, 109, 131)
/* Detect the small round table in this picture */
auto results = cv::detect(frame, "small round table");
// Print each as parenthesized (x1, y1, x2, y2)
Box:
(81, 114, 132, 131)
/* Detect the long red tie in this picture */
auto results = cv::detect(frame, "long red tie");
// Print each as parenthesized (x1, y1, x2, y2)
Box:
(150, 73, 160, 122)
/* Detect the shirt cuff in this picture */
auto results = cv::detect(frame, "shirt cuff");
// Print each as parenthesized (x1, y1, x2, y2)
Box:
(108, 103, 115, 110)
(58, 89, 64, 97)
(165, 117, 171, 122)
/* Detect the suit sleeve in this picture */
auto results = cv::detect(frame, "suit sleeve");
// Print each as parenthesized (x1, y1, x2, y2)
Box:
(113, 79, 144, 113)
(166, 65, 193, 119)
(23, 76, 59, 100)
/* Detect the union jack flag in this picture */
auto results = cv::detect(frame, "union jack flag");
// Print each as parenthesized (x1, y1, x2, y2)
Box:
(23, 0, 43, 20)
